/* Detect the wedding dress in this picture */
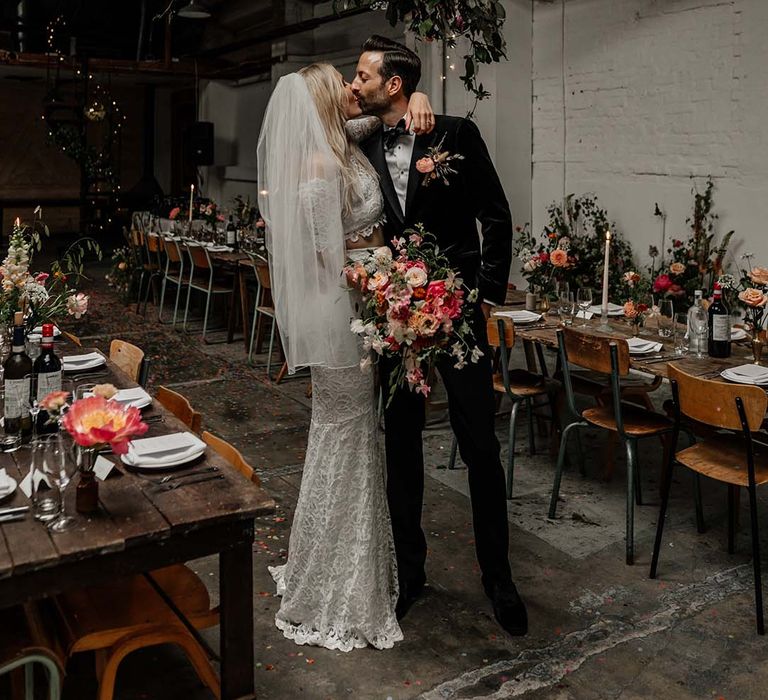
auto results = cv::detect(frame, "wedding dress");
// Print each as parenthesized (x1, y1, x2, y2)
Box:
(260, 93, 402, 652)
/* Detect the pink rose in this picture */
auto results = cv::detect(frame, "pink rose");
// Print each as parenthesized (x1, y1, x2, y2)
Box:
(652, 274, 672, 293)
(416, 157, 435, 174)
(66, 292, 89, 319)
(739, 288, 768, 307)
(35, 272, 49, 284)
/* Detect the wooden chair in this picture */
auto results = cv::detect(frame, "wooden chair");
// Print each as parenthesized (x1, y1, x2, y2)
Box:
(202, 431, 261, 486)
(109, 339, 145, 385)
(128, 228, 147, 305)
(247, 254, 281, 379)
(549, 327, 674, 564)
(651, 364, 768, 634)
(52, 565, 220, 700)
(447, 317, 560, 498)
(0, 603, 65, 700)
(156, 386, 202, 433)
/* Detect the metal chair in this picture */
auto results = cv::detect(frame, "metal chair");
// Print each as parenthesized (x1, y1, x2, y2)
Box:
(651, 363, 768, 634)
(140, 233, 165, 316)
(549, 327, 675, 564)
(245, 252, 279, 377)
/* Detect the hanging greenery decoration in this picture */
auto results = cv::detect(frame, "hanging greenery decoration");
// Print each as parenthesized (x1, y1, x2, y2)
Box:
(339, 0, 507, 107)
(45, 121, 119, 192)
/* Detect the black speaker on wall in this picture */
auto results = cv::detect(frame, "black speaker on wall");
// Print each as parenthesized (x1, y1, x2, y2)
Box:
(185, 121, 214, 166)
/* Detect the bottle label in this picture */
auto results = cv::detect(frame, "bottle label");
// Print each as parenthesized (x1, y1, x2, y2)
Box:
(226, 230, 235, 245)
(36, 371, 62, 401)
(4, 378, 30, 419)
(712, 315, 731, 342)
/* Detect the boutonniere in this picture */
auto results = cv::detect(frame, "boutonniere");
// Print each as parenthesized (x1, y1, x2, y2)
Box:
(415, 134, 465, 187)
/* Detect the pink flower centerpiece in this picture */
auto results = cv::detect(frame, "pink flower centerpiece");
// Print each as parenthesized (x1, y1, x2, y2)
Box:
(60, 395, 148, 455)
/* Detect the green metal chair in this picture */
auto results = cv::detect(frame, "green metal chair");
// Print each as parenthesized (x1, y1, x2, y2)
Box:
(549, 327, 674, 564)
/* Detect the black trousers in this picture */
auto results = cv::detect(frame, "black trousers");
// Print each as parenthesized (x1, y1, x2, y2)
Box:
(382, 312, 513, 590)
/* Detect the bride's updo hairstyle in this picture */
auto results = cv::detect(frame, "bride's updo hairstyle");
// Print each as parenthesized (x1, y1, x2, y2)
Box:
(299, 62, 376, 219)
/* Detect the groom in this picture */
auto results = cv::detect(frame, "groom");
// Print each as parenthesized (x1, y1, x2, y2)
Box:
(352, 36, 527, 636)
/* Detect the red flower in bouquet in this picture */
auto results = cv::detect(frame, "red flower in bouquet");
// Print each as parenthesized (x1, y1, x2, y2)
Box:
(169, 206, 181, 220)
(652, 274, 672, 293)
(61, 396, 148, 455)
(344, 227, 482, 401)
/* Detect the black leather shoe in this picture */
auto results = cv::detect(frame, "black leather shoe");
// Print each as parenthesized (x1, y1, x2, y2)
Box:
(486, 581, 528, 636)
(395, 579, 425, 620)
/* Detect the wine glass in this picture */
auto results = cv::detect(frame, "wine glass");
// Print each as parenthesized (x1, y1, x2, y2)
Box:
(42, 435, 78, 533)
(576, 288, 593, 327)
(690, 308, 709, 359)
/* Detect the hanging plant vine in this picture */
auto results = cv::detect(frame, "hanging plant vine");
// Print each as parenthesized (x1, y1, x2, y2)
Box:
(339, 0, 507, 111)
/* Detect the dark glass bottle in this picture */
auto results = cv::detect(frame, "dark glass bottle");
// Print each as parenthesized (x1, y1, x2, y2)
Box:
(33, 323, 62, 434)
(3, 312, 33, 441)
(226, 215, 237, 249)
(708, 284, 731, 358)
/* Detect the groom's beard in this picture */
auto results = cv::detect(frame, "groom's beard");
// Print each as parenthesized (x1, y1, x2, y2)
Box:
(355, 88, 391, 117)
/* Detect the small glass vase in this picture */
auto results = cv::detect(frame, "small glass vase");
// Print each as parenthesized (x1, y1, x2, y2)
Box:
(75, 447, 99, 514)
(752, 336, 766, 365)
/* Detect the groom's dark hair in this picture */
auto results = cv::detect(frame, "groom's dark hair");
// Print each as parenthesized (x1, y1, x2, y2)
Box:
(361, 35, 421, 97)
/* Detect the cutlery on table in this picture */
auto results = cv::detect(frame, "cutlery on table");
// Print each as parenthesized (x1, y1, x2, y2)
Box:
(149, 474, 224, 492)
(0, 505, 29, 518)
(637, 355, 678, 364)
(69, 371, 109, 381)
(149, 467, 219, 484)
(0, 513, 27, 524)
(143, 415, 165, 424)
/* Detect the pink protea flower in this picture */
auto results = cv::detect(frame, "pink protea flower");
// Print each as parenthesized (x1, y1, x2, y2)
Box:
(39, 390, 69, 414)
(61, 396, 148, 454)
(169, 207, 181, 220)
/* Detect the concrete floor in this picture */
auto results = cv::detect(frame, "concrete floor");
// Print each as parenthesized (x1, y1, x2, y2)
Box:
(62, 280, 768, 700)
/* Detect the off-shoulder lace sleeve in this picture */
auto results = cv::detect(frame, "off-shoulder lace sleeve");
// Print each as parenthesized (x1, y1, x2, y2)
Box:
(345, 116, 380, 143)
(298, 178, 341, 252)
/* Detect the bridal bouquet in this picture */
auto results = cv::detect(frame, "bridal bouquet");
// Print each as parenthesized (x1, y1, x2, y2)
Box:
(344, 226, 483, 403)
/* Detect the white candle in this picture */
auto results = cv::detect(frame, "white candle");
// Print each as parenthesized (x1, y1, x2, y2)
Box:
(601, 229, 612, 314)
(189, 184, 195, 224)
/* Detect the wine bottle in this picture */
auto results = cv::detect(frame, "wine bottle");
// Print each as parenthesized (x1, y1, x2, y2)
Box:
(33, 323, 62, 434)
(3, 312, 33, 441)
(226, 215, 236, 247)
(708, 283, 731, 358)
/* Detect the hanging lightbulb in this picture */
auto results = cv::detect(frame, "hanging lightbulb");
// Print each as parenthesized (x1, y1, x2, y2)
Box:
(84, 99, 106, 122)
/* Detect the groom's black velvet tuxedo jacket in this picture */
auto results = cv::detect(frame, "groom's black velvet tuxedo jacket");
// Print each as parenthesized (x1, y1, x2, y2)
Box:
(360, 115, 512, 305)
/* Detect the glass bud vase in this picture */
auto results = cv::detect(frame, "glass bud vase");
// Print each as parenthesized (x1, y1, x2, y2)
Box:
(75, 447, 99, 514)
(752, 335, 766, 366)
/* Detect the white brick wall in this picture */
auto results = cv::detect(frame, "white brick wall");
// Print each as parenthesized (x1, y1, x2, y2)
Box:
(532, 0, 768, 284)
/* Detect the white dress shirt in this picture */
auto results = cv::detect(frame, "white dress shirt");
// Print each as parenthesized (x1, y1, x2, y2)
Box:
(383, 117, 415, 216)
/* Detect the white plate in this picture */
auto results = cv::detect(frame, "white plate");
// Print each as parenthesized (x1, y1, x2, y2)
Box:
(723, 364, 768, 380)
(27, 326, 63, 340)
(626, 337, 663, 354)
(494, 310, 542, 324)
(721, 369, 768, 385)
(84, 387, 152, 409)
(0, 475, 17, 501)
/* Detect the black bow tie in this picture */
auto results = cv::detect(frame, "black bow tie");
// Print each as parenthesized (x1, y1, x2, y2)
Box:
(383, 119, 408, 151)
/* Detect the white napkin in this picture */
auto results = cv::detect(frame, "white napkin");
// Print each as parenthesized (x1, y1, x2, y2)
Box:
(114, 387, 150, 404)
(576, 310, 594, 320)
(494, 310, 542, 323)
(93, 455, 117, 481)
(627, 337, 663, 353)
(724, 364, 768, 380)
(731, 327, 748, 341)
(62, 351, 102, 365)
(588, 303, 624, 315)
(131, 432, 199, 457)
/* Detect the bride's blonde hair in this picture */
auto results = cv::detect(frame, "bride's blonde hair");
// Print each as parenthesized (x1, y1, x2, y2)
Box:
(299, 63, 376, 219)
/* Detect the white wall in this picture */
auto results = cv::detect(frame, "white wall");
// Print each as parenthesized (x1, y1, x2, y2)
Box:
(532, 0, 768, 278)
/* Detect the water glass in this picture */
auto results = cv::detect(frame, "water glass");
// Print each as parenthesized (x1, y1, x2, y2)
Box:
(0, 389, 21, 453)
(576, 288, 593, 327)
(690, 308, 709, 359)
(558, 292, 575, 326)
(30, 436, 60, 522)
(658, 299, 674, 338)
(42, 434, 78, 533)
(673, 312, 689, 355)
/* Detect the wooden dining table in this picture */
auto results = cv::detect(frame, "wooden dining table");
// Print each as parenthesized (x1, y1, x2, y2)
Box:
(0, 341, 275, 700)
(499, 308, 760, 383)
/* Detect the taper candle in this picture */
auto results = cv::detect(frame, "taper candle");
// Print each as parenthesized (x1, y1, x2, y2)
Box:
(601, 229, 612, 316)
(189, 184, 195, 224)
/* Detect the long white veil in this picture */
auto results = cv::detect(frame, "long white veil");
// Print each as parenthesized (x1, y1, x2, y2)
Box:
(257, 73, 359, 373)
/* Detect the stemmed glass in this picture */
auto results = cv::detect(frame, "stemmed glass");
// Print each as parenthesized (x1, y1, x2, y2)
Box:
(690, 310, 709, 359)
(42, 434, 78, 533)
(558, 292, 575, 326)
(576, 288, 593, 327)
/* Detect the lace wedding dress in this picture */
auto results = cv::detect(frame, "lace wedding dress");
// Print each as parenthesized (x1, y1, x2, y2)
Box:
(268, 117, 403, 652)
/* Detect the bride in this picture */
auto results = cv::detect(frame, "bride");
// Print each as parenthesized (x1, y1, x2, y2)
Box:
(257, 63, 433, 651)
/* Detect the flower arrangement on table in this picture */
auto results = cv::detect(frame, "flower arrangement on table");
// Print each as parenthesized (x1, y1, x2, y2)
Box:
(718, 258, 768, 338)
(343, 226, 482, 403)
(648, 177, 733, 308)
(0, 217, 99, 329)
(517, 194, 636, 301)
(620, 270, 652, 334)
(512, 223, 571, 298)
(105, 245, 138, 303)
(168, 199, 225, 228)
